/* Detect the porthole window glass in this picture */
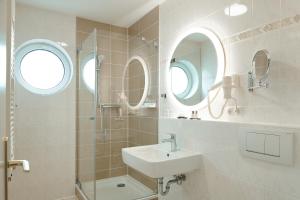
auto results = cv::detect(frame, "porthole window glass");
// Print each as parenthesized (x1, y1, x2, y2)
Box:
(82, 57, 95, 92)
(170, 60, 199, 99)
(15, 39, 73, 95)
(171, 67, 189, 96)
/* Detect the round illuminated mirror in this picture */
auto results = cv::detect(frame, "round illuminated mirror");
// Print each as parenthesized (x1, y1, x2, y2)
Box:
(169, 29, 225, 107)
(122, 56, 149, 110)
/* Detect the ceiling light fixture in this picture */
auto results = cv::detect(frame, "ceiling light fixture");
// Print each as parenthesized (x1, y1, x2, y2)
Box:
(224, 3, 248, 17)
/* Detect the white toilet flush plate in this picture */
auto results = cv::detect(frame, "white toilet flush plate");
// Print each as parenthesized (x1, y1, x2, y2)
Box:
(239, 127, 294, 165)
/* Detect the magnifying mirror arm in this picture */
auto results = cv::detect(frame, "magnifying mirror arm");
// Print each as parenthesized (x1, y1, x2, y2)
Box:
(248, 71, 270, 92)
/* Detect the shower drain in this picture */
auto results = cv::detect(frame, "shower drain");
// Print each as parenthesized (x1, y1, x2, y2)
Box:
(117, 183, 126, 187)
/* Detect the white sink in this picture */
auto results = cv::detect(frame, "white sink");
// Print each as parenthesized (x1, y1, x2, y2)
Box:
(122, 144, 202, 178)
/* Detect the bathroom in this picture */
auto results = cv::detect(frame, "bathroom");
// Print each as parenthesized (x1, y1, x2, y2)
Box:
(0, 0, 299, 200)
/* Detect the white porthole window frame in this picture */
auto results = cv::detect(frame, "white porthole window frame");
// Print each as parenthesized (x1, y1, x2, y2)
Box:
(15, 39, 73, 95)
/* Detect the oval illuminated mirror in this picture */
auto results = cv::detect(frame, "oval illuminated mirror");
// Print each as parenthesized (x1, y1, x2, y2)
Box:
(169, 29, 225, 107)
(122, 56, 149, 110)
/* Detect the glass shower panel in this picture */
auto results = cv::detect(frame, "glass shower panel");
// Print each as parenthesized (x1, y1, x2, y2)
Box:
(77, 30, 97, 200)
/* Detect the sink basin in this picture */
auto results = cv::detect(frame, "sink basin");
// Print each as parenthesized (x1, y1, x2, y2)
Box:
(122, 144, 202, 178)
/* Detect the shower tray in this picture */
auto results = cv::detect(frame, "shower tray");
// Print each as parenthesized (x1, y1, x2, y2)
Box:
(96, 175, 157, 200)
(77, 175, 157, 200)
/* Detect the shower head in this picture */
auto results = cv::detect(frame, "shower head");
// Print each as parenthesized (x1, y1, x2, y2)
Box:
(98, 55, 105, 63)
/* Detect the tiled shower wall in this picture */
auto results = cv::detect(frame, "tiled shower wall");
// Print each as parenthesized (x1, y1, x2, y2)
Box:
(76, 18, 129, 180)
(76, 6, 159, 191)
(127, 7, 159, 191)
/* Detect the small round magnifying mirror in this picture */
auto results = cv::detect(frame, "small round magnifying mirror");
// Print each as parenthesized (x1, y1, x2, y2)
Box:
(253, 50, 270, 80)
(248, 49, 271, 91)
(122, 56, 149, 110)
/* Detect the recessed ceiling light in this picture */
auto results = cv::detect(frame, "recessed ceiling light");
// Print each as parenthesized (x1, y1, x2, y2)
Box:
(224, 3, 248, 17)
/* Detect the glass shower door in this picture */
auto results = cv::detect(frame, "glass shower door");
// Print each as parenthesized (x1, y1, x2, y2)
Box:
(77, 29, 97, 200)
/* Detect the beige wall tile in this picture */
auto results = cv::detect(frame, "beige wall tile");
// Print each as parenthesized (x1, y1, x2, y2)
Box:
(139, 7, 159, 31)
(111, 25, 127, 40)
(111, 38, 128, 52)
(96, 170, 109, 180)
(111, 142, 128, 155)
(111, 52, 127, 65)
(111, 155, 126, 168)
(110, 167, 127, 177)
(96, 156, 110, 170)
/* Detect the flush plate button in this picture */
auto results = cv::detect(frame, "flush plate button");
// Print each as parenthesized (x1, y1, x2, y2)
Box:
(246, 132, 265, 154)
(265, 135, 280, 157)
(239, 127, 294, 165)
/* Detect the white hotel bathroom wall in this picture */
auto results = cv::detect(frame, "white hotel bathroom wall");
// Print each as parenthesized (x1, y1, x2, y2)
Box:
(11, 4, 76, 200)
(159, 119, 300, 200)
(159, 0, 300, 200)
(159, 0, 300, 125)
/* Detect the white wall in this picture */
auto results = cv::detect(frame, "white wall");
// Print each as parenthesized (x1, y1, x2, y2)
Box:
(159, 0, 300, 199)
(159, 119, 300, 200)
(159, 0, 300, 126)
(11, 4, 76, 200)
(0, 0, 7, 199)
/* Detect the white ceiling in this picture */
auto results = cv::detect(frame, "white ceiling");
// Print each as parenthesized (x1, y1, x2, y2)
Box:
(16, 0, 163, 27)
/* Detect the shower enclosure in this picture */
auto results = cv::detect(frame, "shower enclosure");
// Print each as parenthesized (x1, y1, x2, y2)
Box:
(76, 28, 158, 200)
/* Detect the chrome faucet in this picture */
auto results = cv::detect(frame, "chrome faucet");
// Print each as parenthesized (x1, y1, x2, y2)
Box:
(162, 133, 178, 152)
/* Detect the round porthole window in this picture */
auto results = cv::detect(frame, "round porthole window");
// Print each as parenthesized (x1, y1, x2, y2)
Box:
(15, 39, 73, 95)
(171, 66, 189, 97)
(170, 60, 199, 100)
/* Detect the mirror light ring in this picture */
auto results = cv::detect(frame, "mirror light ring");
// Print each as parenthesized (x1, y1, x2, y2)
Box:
(166, 27, 226, 110)
(122, 55, 149, 110)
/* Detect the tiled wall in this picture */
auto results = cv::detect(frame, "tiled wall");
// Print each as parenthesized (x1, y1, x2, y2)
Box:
(76, 6, 159, 193)
(160, 119, 300, 200)
(76, 18, 129, 181)
(159, 0, 300, 199)
(127, 7, 159, 192)
(13, 4, 76, 200)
